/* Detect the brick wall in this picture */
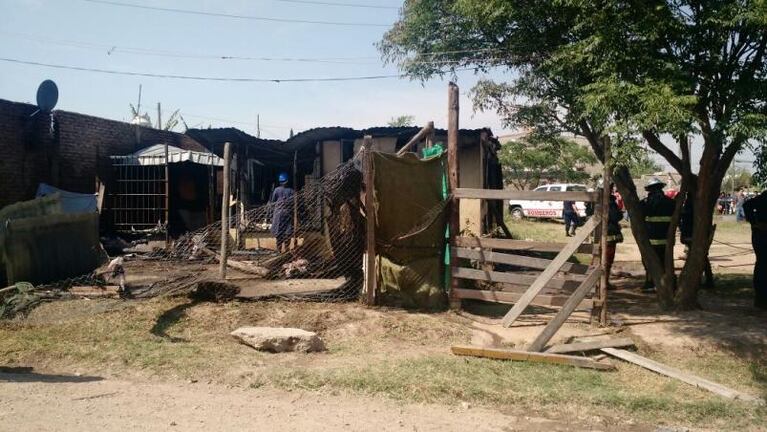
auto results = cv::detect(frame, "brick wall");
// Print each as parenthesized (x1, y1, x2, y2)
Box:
(0, 98, 206, 209)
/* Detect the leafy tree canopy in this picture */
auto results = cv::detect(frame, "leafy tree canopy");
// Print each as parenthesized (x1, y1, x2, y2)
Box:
(380, 0, 767, 309)
(499, 135, 596, 190)
(380, 0, 767, 174)
(387, 115, 416, 127)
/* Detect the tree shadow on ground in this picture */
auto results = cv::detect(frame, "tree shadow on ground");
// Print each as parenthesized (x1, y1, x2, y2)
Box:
(0, 367, 103, 383)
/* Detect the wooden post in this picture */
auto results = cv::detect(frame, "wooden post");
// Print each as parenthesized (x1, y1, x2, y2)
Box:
(292, 150, 299, 251)
(220, 142, 232, 280)
(164, 142, 170, 248)
(447, 82, 460, 309)
(425, 121, 435, 149)
(599, 138, 611, 326)
(363, 136, 376, 305)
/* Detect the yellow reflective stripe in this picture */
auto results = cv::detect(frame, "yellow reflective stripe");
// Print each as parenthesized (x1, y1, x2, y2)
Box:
(645, 216, 672, 222)
(649, 239, 667, 245)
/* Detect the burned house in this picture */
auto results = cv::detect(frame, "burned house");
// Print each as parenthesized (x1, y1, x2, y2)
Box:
(283, 126, 504, 236)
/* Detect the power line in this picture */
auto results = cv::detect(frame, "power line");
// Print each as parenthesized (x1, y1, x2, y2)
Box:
(2, 31, 508, 65)
(271, 0, 399, 10)
(82, 0, 391, 27)
(0, 56, 481, 83)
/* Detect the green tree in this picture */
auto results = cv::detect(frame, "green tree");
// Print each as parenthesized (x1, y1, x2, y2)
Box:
(723, 166, 754, 192)
(387, 115, 416, 127)
(500, 136, 596, 190)
(380, 0, 767, 309)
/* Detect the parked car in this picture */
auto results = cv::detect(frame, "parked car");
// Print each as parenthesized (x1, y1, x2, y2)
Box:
(508, 183, 589, 220)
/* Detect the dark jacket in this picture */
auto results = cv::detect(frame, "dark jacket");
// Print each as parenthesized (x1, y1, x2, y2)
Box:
(679, 199, 693, 243)
(744, 191, 767, 230)
(563, 200, 577, 215)
(640, 190, 675, 245)
(607, 195, 624, 243)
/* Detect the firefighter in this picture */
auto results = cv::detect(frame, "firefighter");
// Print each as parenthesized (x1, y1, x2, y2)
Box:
(640, 178, 675, 293)
(744, 190, 767, 309)
(605, 191, 624, 290)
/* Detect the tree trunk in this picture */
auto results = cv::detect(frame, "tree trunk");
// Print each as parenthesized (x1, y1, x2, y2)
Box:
(674, 169, 721, 308)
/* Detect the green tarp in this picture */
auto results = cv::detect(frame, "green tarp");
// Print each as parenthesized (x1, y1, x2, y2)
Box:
(372, 151, 447, 309)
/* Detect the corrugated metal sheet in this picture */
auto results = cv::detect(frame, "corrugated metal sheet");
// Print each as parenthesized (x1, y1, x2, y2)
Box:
(110, 144, 224, 166)
(3, 212, 106, 285)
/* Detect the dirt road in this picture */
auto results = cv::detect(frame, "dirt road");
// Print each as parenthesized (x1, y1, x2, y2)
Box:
(0, 371, 651, 432)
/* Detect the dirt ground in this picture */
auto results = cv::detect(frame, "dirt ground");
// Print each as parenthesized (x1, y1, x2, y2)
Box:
(0, 372, 657, 432)
(1, 218, 765, 431)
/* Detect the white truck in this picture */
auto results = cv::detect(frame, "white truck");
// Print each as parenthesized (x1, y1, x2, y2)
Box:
(508, 183, 589, 220)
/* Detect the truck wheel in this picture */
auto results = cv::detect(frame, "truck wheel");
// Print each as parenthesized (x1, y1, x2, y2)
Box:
(509, 206, 524, 220)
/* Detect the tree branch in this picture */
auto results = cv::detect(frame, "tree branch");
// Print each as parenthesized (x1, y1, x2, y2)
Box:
(642, 131, 683, 173)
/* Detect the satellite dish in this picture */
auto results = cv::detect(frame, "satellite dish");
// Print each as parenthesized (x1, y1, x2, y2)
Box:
(36, 80, 58, 113)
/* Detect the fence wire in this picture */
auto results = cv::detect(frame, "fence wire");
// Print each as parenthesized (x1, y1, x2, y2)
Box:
(1, 155, 369, 316)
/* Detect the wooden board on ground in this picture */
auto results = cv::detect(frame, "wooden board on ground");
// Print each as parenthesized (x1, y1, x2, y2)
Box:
(545, 337, 635, 354)
(454, 237, 594, 255)
(526, 269, 601, 352)
(69, 285, 120, 298)
(452, 288, 593, 309)
(451, 345, 615, 371)
(235, 278, 346, 299)
(601, 348, 763, 404)
(501, 216, 600, 328)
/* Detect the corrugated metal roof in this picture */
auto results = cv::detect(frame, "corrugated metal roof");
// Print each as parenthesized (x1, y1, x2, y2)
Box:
(110, 144, 224, 166)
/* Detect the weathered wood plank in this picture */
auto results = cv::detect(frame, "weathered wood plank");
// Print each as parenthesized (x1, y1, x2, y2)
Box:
(454, 237, 594, 254)
(452, 267, 582, 290)
(545, 337, 635, 354)
(452, 247, 590, 275)
(527, 269, 601, 352)
(451, 288, 592, 309)
(451, 345, 615, 370)
(363, 136, 376, 306)
(601, 348, 763, 404)
(396, 123, 434, 156)
(501, 216, 600, 328)
(454, 188, 599, 202)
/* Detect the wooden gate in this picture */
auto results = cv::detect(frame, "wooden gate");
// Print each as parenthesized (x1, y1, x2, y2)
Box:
(448, 187, 608, 349)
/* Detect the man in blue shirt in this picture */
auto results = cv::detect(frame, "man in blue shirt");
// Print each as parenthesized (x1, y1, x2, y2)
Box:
(270, 172, 294, 253)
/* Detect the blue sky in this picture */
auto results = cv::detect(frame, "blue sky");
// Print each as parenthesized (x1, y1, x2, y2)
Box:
(0, 0, 512, 139)
(0, 0, 755, 173)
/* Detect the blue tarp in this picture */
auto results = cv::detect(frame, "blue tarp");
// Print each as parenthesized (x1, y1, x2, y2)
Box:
(36, 183, 98, 214)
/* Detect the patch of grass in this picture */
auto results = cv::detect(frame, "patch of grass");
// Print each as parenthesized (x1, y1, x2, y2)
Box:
(504, 217, 568, 243)
(2, 297, 766, 430)
(266, 355, 766, 430)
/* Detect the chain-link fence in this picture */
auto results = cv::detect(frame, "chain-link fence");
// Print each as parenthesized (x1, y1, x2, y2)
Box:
(1, 154, 369, 317)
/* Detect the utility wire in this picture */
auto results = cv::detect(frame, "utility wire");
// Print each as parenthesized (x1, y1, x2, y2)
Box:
(271, 0, 399, 10)
(2, 31, 508, 65)
(0, 57, 481, 82)
(82, 0, 391, 27)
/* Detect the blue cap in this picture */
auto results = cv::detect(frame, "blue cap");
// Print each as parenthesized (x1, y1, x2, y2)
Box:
(278, 172, 289, 183)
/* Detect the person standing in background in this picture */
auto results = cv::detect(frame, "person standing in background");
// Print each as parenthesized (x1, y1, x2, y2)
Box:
(270, 172, 295, 253)
(605, 192, 624, 290)
(744, 191, 767, 309)
(563, 199, 580, 237)
(736, 189, 747, 222)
